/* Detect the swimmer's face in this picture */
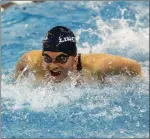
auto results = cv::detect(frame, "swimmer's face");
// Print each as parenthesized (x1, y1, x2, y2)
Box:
(42, 51, 76, 82)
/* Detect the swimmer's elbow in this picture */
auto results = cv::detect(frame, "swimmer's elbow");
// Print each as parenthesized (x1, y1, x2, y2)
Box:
(134, 62, 142, 75)
(129, 61, 142, 76)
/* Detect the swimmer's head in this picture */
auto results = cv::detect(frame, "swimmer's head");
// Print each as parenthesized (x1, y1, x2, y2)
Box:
(42, 26, 77, 56)
(42, 26, 77, 82)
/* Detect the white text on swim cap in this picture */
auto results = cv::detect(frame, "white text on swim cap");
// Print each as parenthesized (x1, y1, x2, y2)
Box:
(59, 37, 76, 43)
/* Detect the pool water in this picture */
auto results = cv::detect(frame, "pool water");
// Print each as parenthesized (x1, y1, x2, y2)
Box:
(1, 1, 149, 138)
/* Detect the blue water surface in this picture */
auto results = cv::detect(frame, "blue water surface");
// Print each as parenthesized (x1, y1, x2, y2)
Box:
(1, 1, 149, 138)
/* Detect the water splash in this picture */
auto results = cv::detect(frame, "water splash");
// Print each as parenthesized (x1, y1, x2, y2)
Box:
(1, 1, 149, 138)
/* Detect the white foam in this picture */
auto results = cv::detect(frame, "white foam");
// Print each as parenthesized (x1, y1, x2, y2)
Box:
(12, 1, 33, 4)
(1, 1, 149, 115)
(1, 74, 85, 111)
(76, 14, 149, 61)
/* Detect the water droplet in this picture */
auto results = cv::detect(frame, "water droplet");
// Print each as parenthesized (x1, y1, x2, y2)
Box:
(136, 121, 140, 127)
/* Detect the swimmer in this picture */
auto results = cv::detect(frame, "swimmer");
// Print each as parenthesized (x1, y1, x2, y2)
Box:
(15, 26, 142, 83)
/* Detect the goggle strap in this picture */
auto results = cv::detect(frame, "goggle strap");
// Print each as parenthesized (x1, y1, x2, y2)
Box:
(77, 53, 82, 72)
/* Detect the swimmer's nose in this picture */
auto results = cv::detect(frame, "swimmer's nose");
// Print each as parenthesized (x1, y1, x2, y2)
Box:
(49, 63, 60, 71)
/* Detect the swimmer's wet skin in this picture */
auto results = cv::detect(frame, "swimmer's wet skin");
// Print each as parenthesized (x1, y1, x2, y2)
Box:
(15, 26, 142, 83)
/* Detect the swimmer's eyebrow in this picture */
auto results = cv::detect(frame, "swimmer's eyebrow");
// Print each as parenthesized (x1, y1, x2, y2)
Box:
(42, 53, 51, 57)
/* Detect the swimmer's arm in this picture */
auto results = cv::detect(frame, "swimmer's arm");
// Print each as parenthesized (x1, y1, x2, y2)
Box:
(101, 56, 142, 76)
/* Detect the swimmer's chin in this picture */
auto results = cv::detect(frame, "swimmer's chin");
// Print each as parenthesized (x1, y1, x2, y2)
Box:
(52, 76, 64, 83)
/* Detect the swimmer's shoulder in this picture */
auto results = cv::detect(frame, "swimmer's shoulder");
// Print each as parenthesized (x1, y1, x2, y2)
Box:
(16, 50, 43, 71)
(23, 50, 42, 58)
(81, 53, 112, 68)
(81, 53, 113, 60)
(21, 50, 42, 64)
(81, 53, 109, 73)
(15, 50, 44, 79)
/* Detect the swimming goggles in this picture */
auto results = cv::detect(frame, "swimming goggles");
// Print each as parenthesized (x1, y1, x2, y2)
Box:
(42, 53, 69, 64)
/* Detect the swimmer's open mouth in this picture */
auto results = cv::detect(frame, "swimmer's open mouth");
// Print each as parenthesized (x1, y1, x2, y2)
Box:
(50, 70, 61, 76)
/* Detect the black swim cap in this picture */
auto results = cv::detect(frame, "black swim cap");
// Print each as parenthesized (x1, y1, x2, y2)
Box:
(42, 26, 77, 56)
